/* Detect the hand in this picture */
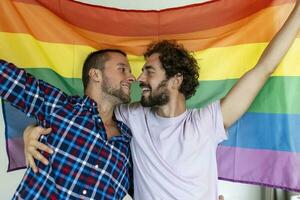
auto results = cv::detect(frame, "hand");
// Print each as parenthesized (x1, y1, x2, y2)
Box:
(23, 125, 53, 173)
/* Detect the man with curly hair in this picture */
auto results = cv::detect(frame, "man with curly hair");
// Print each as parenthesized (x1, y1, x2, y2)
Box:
(24, 2, 300, 199)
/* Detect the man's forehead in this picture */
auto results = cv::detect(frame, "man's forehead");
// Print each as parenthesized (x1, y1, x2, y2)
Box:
(144, 53, 161, 68)
(107, 51, 126, 59)
(107, 52, 129, 63)
(146, 53, 160, 61)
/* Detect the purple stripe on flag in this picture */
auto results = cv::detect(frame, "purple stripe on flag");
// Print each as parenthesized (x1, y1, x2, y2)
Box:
(217, 146, 300, 192)
(6, 138, 26, 172)
(2, 100, 36, 171)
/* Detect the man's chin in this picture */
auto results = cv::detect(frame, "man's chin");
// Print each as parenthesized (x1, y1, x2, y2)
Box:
(140, 101, 151, 107)
(112, 92, 130, 104)
(140, 97, 153, 107)
(120, 96, 131, 104)
(140, 93, 169, 107)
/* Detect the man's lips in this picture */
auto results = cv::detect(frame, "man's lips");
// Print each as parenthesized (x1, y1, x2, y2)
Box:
(140, 83, 151, 95)
(141, 87, 150, 92)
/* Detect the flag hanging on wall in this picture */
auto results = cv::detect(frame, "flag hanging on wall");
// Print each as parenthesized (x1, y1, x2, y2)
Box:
(0, 0, 299, 192)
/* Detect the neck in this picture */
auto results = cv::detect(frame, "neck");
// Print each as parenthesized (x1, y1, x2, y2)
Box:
(85, 84, 123, 140)
(156, 93, 186, 118)
(85, 87, 116, 124)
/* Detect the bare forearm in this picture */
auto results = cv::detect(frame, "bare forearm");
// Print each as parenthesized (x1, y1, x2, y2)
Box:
(257, 2, 300, 74)
(221, 2, 300, 128)
(221, 68, 268, 128)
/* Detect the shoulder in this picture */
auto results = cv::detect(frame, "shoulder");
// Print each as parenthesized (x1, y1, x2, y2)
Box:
(116, 101, 146, 114)
(188, 100, 221, 122)
(198, 100, 221, 115)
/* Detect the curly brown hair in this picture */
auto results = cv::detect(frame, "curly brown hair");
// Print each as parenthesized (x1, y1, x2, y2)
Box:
(144, 40, 199, 99)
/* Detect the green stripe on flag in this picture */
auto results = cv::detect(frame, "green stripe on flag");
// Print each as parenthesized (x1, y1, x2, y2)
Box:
(24, 68, 300, 114)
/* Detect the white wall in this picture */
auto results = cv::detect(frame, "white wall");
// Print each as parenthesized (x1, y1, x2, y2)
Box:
(219, 180, 263, 200)
(75, 0, 213, 10)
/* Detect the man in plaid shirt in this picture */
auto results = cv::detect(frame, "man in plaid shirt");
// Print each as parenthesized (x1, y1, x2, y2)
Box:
(0, 49, 135, 199)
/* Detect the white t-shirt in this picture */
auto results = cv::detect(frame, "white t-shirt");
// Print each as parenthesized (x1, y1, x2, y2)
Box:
(115, 101, 227, 200)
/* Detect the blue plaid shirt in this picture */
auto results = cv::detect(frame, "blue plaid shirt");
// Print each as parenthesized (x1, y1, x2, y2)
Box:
(0, 60, 132, 200)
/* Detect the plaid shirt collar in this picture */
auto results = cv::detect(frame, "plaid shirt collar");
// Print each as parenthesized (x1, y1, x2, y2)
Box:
(81, 95, 132, 142)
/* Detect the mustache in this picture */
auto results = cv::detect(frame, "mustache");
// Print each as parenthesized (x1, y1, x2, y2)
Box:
(120, 80, 131, 87)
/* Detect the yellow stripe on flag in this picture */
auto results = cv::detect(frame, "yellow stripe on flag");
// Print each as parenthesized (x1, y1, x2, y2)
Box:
(1, 32, 300, 80)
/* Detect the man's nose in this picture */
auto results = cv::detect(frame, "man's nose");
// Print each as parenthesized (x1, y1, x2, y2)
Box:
(127, 74, 136, 84)
(137, 73, 144, 83)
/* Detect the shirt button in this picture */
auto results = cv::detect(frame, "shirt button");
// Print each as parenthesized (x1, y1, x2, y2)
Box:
(96, 134, 100, 138)
(95, 165, 98, 169)
(82, 190, 87, 195)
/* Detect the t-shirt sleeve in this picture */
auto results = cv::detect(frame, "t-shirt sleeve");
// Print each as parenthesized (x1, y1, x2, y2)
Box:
(114, 103, 131, 125)
(114, 102, 142, 129)
(197, 100, 228, 144)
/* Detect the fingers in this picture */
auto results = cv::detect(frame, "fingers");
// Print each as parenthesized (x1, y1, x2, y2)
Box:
(26, 154, 38, 173)
(35, 153, 49, 166)
(24, 126, 52, 140)
(23, 125, 53, 172)
(34, 140, 53, 155)
(28, 145, 49, 165)
(40, 127, 52, 135)
(33, 126, 52, 136)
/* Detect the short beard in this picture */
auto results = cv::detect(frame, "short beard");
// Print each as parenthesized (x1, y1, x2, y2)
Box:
(140, 80, 169, 107)
(102, 75, 131, 104)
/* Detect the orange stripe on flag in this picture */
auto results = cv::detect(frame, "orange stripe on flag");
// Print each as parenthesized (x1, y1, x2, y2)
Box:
(12, 0, 293, 36)
(1, 1, 298, 55)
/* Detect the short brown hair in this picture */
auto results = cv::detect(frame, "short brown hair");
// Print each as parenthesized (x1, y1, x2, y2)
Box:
(82, 49, 126, 91)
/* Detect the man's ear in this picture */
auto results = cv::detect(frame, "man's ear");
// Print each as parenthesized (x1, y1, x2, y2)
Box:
(88, 68, 102, 83)
(172, 73, 183, 89)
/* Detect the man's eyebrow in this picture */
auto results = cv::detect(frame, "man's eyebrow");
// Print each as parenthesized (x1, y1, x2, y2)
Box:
(117, 63, 127, 66)
(142, 65, 155, 71)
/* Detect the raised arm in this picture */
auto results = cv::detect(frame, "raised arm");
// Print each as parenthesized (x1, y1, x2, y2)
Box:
(0, 60, 67, 120)
(221, 1, 300, 128)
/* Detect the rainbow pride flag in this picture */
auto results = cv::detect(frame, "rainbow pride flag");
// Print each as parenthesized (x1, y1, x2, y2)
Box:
(0, 0, 299, 192)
